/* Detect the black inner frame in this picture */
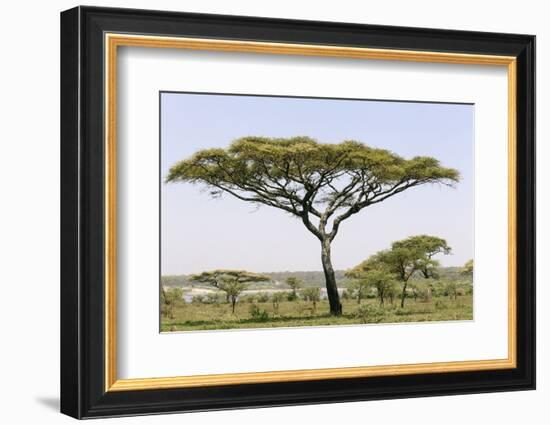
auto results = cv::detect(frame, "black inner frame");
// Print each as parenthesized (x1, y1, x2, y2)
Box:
(61, 6, 535, 419)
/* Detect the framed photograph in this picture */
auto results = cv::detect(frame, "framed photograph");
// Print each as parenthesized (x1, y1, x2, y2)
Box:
(60, 6, 535, 419)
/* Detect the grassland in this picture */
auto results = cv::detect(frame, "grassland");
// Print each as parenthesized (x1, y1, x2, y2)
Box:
(161, 295, 473, 332)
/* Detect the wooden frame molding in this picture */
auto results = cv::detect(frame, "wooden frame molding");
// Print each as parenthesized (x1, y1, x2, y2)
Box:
(104, 33, 518, 392)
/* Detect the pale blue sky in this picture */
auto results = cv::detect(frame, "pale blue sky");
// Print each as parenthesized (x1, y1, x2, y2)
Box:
(161, 92, 473, 275)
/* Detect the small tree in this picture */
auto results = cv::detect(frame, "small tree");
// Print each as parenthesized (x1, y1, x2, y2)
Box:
(285, 277, 302, 298)
(256, 292, 270, 303)
(160, 286, 183, 319)
(346, 266, 396, 306)
(271, 292, 285, 314)
(189, 270, 270, 313)
(445, 280, 465, 300)
(345, 279, 371, 304)
(352, 235, 451, 308)
(461, 259, 474, 278)
(301, 287, 321, 313)
(386, 281, 400, 305)
(409, 281, 433, 302)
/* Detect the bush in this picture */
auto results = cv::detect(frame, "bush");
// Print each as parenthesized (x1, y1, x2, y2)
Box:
(256, 293, 270, 303)
(192, 294, 205, 304)
(286, 291, 298, 302)
(249, 304, 270, 322)
(203, 293, 223, 304)
(160, 287, 184, 319)
(355, 304, 385, 324)
(417, 286, 432, 302)
(271, 292, 286, 314)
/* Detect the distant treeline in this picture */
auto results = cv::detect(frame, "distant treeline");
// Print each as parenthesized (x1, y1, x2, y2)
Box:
(161, 267, 467, 289)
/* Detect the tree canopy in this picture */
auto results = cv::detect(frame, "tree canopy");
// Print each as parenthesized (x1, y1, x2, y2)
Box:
(461, 259, 474, 278)
(346, 268, 397, 305)
(285, 277, 302, 295)
(189, 270, 270, 313)
(189, 269, 270, 287)
(166, 136, 460, 242)
(351, 235, 452, 307)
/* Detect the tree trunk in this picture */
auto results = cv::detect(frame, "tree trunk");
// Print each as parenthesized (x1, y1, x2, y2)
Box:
(231, 297, 236, 314)
(400, 282, 408, 308)
(321, 239, 342, 316)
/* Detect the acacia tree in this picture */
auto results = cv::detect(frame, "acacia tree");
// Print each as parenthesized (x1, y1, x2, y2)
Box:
(271, 292, 285, 314)
(160, 286, 183, 319)
(167, 137, 459, 316)
(189, 270, 269, 313)
(285, 277, 302, 298)
(346, 267, 396, 305)
(354, 235, 452, 308)
(461, 259, 474, 278)
(346, 278, 371, 304)
(301, 287, 321, 313)
(395, 235, 451, 279)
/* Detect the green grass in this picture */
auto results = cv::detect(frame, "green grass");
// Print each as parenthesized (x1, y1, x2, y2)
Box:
(161, 295, 473, 332)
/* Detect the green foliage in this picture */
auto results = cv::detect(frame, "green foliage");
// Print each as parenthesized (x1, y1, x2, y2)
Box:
(352, 235, 452, 308)
(161, 296, 473, 331)
(346, 265, 397, 305)
(249, 304, 270, 322)
(286, 291, 298, 302)
(203, 293, 225, 304)
(189, 270, 270, 313)
(461, 259, 474, 278)
(444, 280, 467, 300)
(166, 136, 459, 246)
(256, 293, 270, 303)
(301, 287, 321, 312)
(166, 138, 460, 214)
(409, 281, 433, 302)
(160, 286, 184, 319)
(344, 279, 371, 304)
(301, 287, 321, 302)
(189, 270, 270, 286)
(271, 292, 286, 314)
(160, 270, 348, 288)
(355, 304, 386, 324)
(191, 294, 205, 304)
(285, 277, 302, 295)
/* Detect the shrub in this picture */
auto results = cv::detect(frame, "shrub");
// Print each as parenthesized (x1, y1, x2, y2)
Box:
(341, 289, 350, 300)
(249, 304, 270, 322)
(355, 304, 385, 324)
(286, 291, 298, 302)
(192, 294, 205, 304)
(203, 293, 223, 304)
(160, 287, 184, 319)
(301, 287, 321, 313)
(271, 292, 285, 314)
(256, 293, 270, 303)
